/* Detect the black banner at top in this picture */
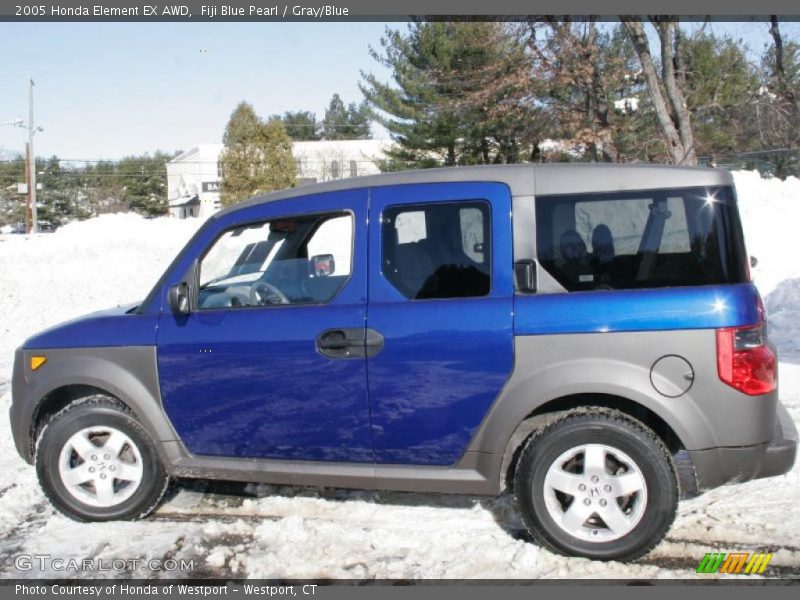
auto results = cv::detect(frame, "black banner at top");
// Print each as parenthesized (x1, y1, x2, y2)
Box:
(2, 0, 800, 21)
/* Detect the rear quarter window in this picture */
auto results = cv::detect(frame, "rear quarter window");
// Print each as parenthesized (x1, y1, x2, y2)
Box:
(535, 186, 748, 292)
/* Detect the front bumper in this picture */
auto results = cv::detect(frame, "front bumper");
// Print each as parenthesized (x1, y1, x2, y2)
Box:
(689, 401, 798, 491)
(9, 347, 34, 463)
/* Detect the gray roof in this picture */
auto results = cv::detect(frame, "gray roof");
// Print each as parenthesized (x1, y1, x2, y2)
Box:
(216, 163, 734, 219)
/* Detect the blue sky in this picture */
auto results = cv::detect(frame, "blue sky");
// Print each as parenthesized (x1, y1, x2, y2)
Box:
(0, 20, 796, 160)
(0, 22, 393, 159)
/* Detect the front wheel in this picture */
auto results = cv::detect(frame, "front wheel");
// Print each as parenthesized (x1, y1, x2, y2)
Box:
(35, 396, 169, 521)
(514, 409, 678, 561)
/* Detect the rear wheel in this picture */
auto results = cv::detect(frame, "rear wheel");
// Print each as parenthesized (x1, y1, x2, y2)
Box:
(514, 409, 678, 561)
(35, 395, 169, 521)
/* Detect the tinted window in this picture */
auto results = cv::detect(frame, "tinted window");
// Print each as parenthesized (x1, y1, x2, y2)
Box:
(535, 186, 747, 291)
(382, 201, 491, 300)
(198, 213, 353, 309)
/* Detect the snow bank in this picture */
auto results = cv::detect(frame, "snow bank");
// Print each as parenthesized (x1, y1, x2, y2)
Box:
(0, 213, 204, 377)
(765, 278, 800, 361)
(733, 170, 800, 297)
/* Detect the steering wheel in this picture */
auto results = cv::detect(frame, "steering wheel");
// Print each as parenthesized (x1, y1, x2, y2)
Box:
(250, 281, 290, 306)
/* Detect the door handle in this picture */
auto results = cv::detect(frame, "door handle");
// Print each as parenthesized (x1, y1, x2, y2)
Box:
(316, 328, 384, 359)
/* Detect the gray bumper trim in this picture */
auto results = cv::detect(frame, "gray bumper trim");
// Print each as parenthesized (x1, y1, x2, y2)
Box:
(689, 402, 797, 491)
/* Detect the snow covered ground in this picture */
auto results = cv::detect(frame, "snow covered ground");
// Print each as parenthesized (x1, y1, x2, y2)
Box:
(0, 171, 799, 579)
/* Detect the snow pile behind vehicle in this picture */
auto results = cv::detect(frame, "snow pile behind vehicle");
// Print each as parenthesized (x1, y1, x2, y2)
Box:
(733, 170, 800, 296)
(0, 213, 204, 376)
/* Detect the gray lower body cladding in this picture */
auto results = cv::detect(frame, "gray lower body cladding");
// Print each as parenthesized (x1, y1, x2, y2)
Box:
(464, 329, 797, 494)
(10, 331, 798, 495)
(688, 402, 798, 490)
(9, 346, 180, 464)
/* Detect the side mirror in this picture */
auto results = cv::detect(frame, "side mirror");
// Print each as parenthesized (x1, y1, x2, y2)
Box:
(168, 282, 190, 315)
(514, 259, 537, 294)
(311, 254, 336, 277)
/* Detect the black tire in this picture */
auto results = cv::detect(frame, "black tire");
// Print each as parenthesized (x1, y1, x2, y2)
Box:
(35, 395, 169, 522)
(514, 409, 678, 562)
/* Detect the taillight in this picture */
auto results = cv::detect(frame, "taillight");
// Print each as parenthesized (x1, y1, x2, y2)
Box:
(716, 323, 776, 395)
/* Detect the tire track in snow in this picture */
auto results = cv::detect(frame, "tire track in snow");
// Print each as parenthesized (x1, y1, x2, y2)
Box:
(0, 501, 51, 575)
(151, 511, 285, 525)
(663, 536, 800, 554)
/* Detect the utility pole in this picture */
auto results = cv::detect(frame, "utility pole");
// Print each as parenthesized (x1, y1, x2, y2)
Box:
(24, 143, 32, 233)
(28, 78, 39, 233)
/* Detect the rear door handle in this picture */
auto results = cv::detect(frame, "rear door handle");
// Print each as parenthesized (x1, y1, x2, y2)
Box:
(316, 328, 384, 359)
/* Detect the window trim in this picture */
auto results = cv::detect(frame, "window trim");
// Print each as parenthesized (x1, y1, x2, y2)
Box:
(194, 209, 356, 312)
(379, 198, 493, 302)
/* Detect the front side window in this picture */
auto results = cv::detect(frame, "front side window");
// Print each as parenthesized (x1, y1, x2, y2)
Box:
(198, 213, 353, 309)
(382, 201, 491, 300)
(535, 186, 748, 292)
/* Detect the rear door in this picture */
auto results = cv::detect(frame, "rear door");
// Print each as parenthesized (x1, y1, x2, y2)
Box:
(367, 182, 515, 465)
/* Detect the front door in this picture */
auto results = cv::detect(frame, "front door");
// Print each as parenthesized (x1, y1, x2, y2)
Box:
(366, 182, 515, 465)
(157, 189, 373, 462)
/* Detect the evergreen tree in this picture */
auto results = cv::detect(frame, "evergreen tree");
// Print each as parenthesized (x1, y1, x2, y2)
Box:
(116, 152, 173, 217)
(360, 21, 537, 169)
(345, 101, 372, 139)
(321, 94, 349, 140)
(0, 155, 26, 226)
(680, 31, 759, 162)
(273, 110, 320, 140)
(220, 102, 296, 207)
(320, 94, 372, 140)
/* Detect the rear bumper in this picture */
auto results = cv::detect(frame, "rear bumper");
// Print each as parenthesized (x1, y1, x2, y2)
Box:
(688, 401, 798, 492)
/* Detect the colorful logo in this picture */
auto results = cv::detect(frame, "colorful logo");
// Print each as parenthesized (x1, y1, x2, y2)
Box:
(696, 552, 773, 575)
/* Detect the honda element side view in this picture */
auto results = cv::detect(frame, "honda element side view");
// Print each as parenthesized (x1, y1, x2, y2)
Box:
(10, 164, 797, 561)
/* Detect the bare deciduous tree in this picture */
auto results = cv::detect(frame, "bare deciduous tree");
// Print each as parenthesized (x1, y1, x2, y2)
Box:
(622, 17, 697, 165)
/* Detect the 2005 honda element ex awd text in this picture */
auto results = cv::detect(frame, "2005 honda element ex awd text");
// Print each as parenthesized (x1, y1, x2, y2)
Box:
(10, 164, 798, 561)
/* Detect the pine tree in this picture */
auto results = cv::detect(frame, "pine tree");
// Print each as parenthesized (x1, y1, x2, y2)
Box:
(116, 152, 173, 217)
(220, 102, 296, 207)
(345, 101, 372, 139)
(273, 110, 320, 140)
(360, 21, 538, 169)
(321, 94, 349, 140)
(680, 30, 759, 162)
(319, 94, 371, 140)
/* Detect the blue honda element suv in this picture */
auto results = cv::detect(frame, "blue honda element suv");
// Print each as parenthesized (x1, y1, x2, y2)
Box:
(10, 164, 797, 561)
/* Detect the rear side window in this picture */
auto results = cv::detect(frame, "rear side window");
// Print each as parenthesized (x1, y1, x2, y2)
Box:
(535, 186, 748, 291)
(382, 201, 491, 300)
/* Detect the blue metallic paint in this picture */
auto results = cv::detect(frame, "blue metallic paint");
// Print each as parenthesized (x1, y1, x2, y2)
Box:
(366, 182, 515, 466)
(513, 283, 762, 336)
(23, 304, 158, 349)
(155, 189, 374, 461)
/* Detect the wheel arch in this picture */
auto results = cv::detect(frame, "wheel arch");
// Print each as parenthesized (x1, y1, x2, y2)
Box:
(499, 393, 686, 493)
(22, 347, 180, 463)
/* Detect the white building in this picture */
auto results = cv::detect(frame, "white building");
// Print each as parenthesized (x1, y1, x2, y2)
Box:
(167, 144, 224, 219)
(166, 139, 392, 219)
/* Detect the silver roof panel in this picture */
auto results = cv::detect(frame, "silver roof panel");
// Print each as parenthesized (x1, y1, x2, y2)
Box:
(215, 163, 734, 218)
